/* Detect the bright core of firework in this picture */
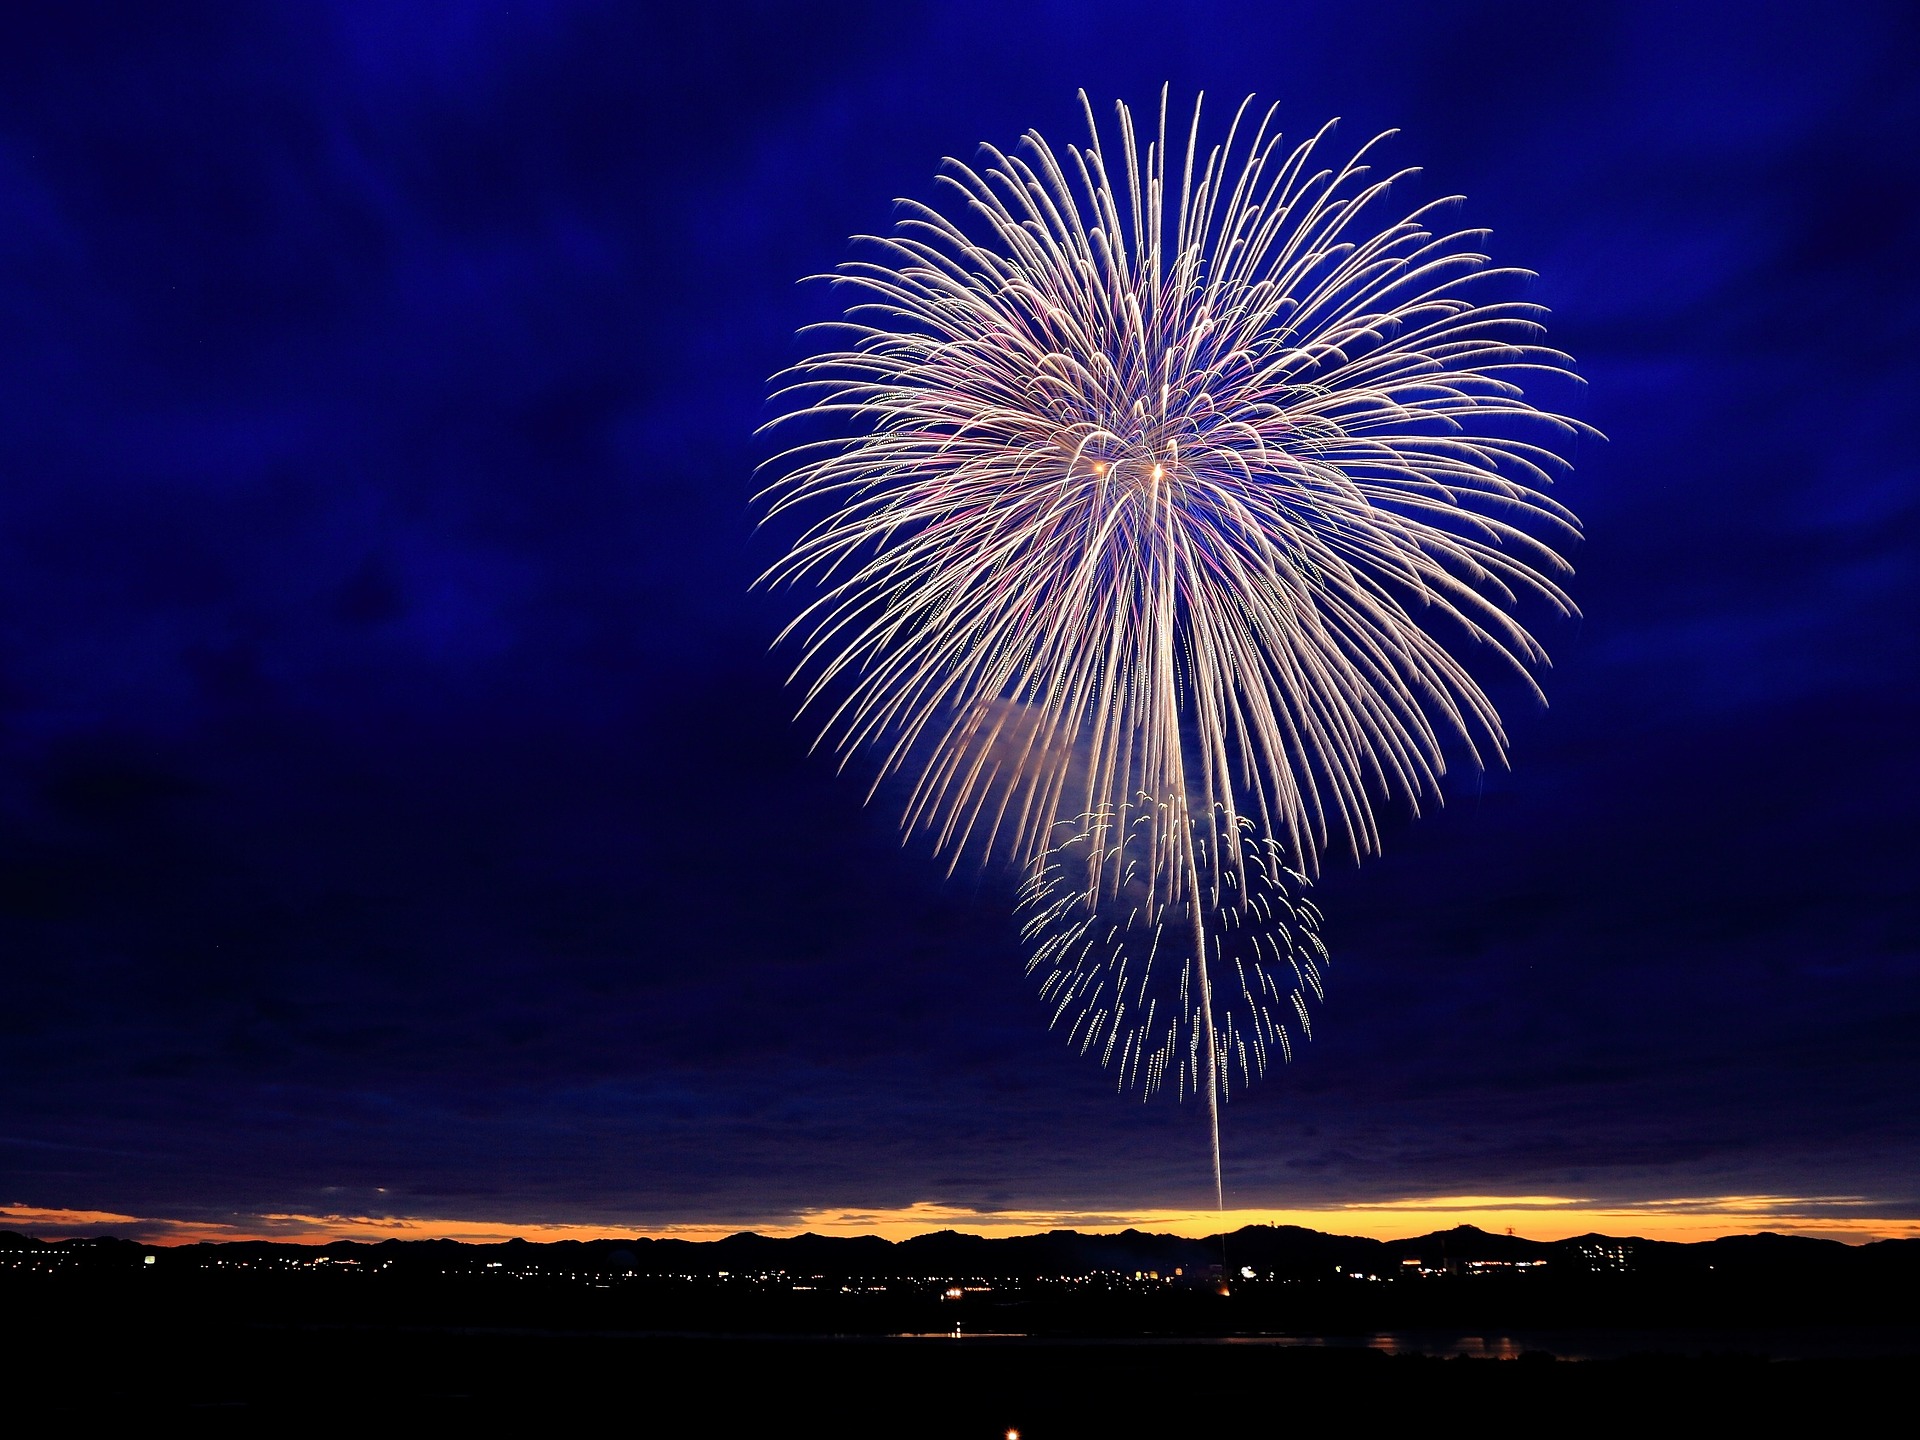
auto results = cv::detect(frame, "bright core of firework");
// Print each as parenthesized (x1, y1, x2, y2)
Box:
(755, 91, 1586, 1196)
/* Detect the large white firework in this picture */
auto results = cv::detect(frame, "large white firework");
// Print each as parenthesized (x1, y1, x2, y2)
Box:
(756, 91, 1586, 1205)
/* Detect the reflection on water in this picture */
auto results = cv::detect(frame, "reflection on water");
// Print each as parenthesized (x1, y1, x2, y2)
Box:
(885, 1328, 1920, 1360)
(1288, 1334, 1534, 1359)
(895, 1330, 1032, 1340)
(1234, 1329, 1920, 1360)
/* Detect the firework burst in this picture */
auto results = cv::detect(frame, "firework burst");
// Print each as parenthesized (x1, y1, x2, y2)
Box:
(756, 91, 1587, 1206)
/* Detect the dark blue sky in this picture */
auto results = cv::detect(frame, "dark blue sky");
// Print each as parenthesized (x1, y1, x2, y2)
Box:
(2, 0, 1916, 1237)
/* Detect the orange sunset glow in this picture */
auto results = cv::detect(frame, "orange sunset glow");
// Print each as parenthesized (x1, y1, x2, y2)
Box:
(8, 1195, 1916, 1248)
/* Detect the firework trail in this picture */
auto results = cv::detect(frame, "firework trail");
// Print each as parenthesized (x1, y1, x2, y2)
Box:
(756, 91, 1587, 1209)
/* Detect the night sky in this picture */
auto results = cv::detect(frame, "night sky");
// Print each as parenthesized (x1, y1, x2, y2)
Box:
(3, 0, 1917, 1242)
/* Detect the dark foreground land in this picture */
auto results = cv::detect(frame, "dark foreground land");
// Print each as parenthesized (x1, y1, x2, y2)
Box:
(6, 1224, 1918, 1430)
(7, 1320, 1917, 1433)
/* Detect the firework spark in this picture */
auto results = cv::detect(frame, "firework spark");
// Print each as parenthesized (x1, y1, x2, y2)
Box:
(756, 91, 1587, 1207)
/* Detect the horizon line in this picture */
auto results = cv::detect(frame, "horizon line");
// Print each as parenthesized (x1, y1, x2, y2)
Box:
(8, 1194, 1919, 1248)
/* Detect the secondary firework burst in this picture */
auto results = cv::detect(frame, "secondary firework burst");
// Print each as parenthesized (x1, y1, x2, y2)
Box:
(1019, 806, 1327, 1099)
(755, 90, 1588, 1207)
